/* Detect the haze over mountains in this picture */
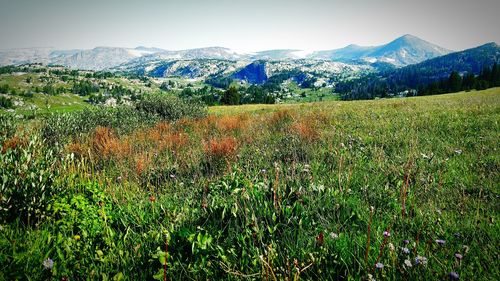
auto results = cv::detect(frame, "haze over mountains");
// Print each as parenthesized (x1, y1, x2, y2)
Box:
(0, 35, 453, 71)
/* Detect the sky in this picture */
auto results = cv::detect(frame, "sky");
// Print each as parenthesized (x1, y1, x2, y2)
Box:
(0, 0, 499, 52)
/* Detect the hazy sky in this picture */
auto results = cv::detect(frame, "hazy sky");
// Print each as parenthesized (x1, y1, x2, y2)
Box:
(0, 0, 499, 52)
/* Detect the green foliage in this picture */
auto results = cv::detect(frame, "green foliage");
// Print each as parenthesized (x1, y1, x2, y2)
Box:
(136, 93, 207, 121)
(72, 80, 99, 96)
(220, 86, 240, 105)
(0, 135, 59, 224)
(0, 96, 13, 108)
(0, 89, 498, 280)
(336, 43, 500, 100)
(0, 114, 16, 142)
(42, 106, 159, 144)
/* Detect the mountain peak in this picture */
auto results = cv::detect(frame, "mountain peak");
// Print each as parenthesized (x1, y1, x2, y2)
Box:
(399, 34, 420, 40)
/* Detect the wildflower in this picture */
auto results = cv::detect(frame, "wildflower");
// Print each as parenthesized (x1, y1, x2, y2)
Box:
(415, 256, 427, 266)
(43, 258, 54, 270)
(402, 247, 410, 254)
(367, 273, 376, 281)
(74, 235, 81, 241)
(388, 243, 395, 252)
(170, 174, 176, 179)
(403, 239, 410, 245)
(383, 231, 390, 238)
(117, 176, 122, 182)
(449, 271, 459, 280)
(454, 253, 463, 260)
(260, 169, 267, 174)
(316, 232, 324, 246)
(330, 232, 339, 239)
(454, 149, 462, 155)
(375, 262, 384, 269)
(149, 195, 156, 202)
(435, 239, 446, 245)
(404, 259, 412, 268)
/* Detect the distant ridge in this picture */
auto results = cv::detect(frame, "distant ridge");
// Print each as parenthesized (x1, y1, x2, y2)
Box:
(309, 34, 451, 66)
(0, 35, 488, 71)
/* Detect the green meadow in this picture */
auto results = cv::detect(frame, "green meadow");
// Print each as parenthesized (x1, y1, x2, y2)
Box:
(0, 88, 499, 280)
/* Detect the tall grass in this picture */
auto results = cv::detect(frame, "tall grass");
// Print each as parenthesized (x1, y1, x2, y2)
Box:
(0, 88, 499, 280)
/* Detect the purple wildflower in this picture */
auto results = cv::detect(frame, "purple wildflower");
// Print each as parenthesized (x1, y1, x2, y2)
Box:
(383, 231, 390, 238)
(436, 239, 446, 245)
(454, 253, 463, 260)
(43, 258, 53, 270)
(403, 239, 410, 245)
(375, 262, 384, 269)
(415, 256, 427, 266)
(449, 272, 459, 280)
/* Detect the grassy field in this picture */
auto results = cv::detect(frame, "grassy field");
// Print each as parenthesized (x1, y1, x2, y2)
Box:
(0, 88, 499, 280)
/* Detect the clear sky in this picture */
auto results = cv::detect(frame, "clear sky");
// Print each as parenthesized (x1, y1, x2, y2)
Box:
(0, 0, 498, 52)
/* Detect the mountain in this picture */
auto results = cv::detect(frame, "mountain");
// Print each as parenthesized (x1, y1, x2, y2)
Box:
(310, 44, 375, 61)
(134, 46, 166, 53)
(309, 34, 451, 66)
(232, 61, 269, 84)
(249, 49, 310, 60)
(368, 34, 451, 65)
(382, 42, 500, 87)
(146, 59, 243, 79)
(335, 42, 500, 99)
(0, 47, 55, 65)
(0, 35, 465, 73)
(50, 47, 163, 70)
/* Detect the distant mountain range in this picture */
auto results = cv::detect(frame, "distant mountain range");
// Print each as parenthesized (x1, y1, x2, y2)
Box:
(0, 35, 454, 71)
(310, 34, 451, 66)
(335, 42, 500, 98)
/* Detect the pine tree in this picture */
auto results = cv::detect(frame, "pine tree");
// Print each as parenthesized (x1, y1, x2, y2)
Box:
(448, 71, 462, 92)
(221, 87, 240, 105)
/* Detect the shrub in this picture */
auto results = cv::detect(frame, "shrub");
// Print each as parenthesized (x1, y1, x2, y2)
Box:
(136, 94, 207, 121)
(0, 114, 16, 143)
(0, 96, 13, 108)
(0, 135, 60, 224)
(42, 106, 159, 144)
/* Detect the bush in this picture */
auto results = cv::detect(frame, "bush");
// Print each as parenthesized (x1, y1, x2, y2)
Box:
(0, 114, 16, 143)
(0, 135, 60, 224)
(0, 96, 13, 108)
(42, 106, 159, 144)
(136, 94, 207, 121)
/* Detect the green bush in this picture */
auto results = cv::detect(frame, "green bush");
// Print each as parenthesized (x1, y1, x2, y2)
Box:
(42, 106, 159, 144)
(42, 95, 206, 145)
(0, 114, 16, 143)
(136, 94, 207, 121)
(0, 135, 59, 224)
(0, 96, 13, 109)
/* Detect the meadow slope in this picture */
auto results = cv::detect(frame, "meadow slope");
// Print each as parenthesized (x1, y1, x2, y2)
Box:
(1, 88, 499, 280)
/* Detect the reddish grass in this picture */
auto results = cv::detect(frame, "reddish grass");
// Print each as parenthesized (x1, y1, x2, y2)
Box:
(269, 109, 295, 128)
(66, 141, 89, 158)
(204, 136, 238, 160)
(91, 126, 131, 160)
(217, 115, 244, 132)
(1, 136, 26, 153)
(160, 130, 188, 152)
(291, 120, 320, 142)
(135, 154, 149, 176)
